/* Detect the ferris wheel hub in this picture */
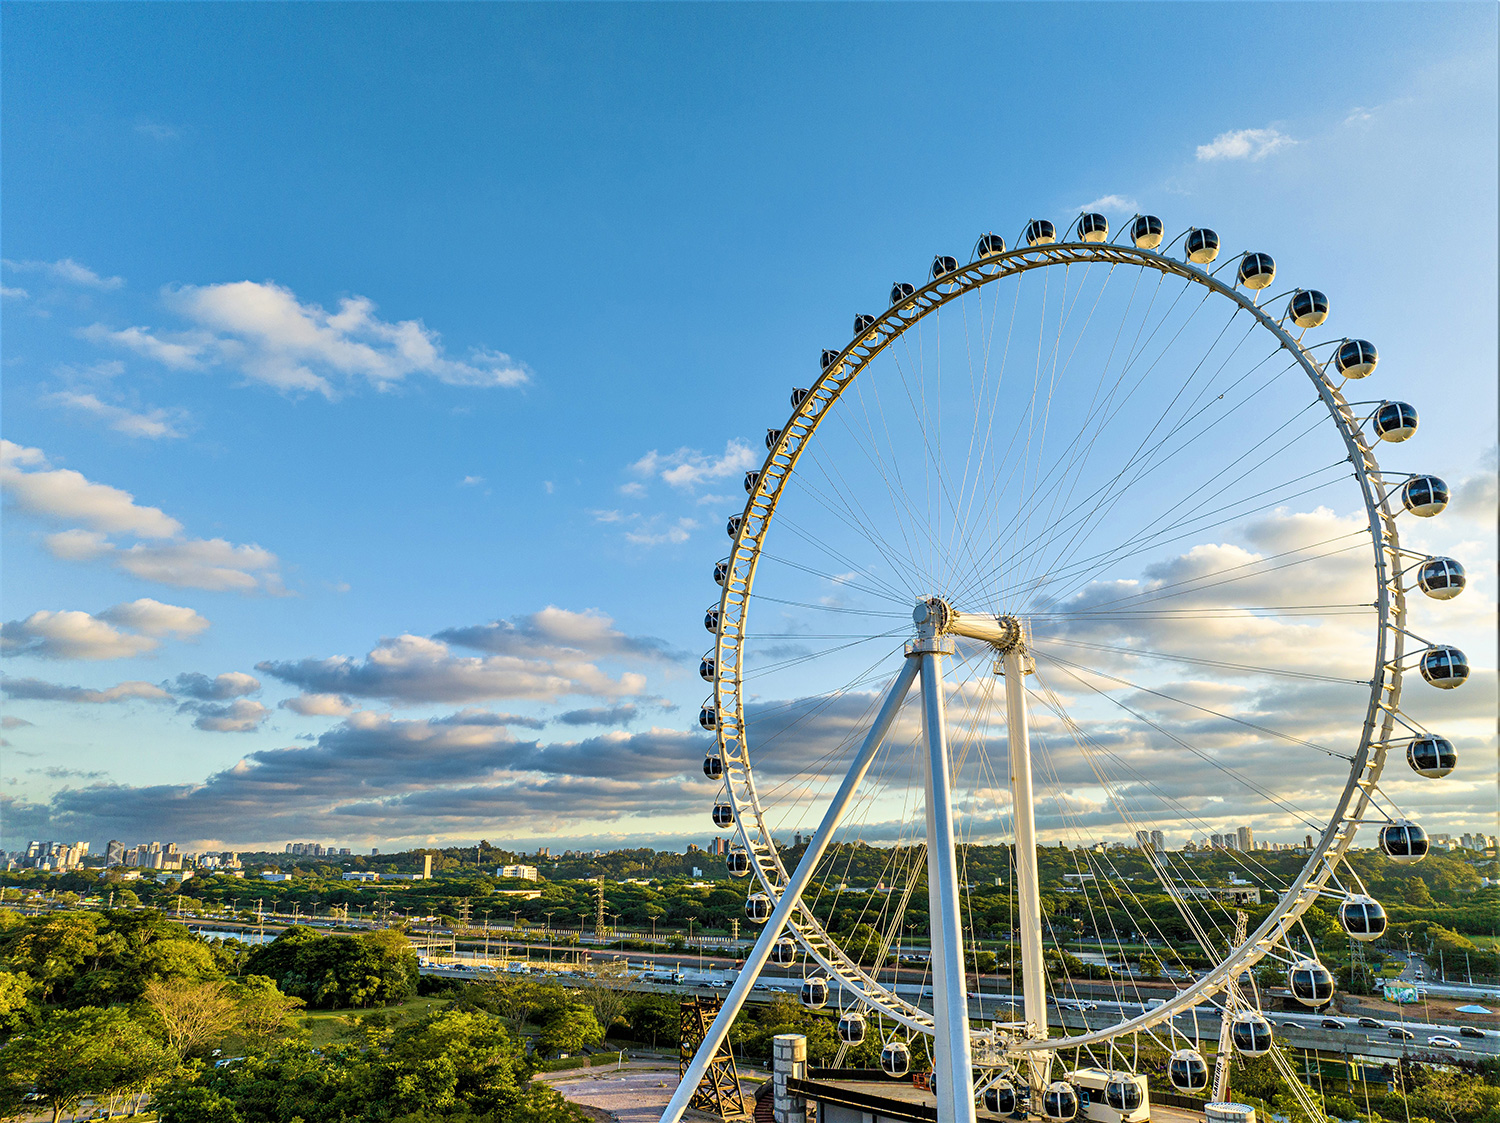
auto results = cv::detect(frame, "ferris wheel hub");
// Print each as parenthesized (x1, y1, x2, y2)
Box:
(913, 597, 1025, 651)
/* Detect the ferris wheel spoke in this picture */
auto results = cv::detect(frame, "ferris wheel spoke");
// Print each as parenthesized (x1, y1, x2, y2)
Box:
(1019, 362, 1315, 597)
(945, 297, 1252, 608)
(1007, 269, 1198, 600)
(1051, 531, 1369, 616)
(993, 280, 1213, 602)
(1033, 651, 1339, 820)
(990, 337, 1299, 605)
(825, 393, 944, 590)
(992, 308, 1272, 583)
(1025, 458, 1353, 611)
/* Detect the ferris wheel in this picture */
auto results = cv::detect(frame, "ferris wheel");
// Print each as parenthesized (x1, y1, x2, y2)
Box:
(663, 213, 1470, 1123)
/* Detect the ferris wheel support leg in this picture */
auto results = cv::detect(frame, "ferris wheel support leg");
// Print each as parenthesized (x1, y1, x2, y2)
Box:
(918, 646, 977, 1123)
(659, 658, 920, 1123)
(1002, 643, 1051, 1097)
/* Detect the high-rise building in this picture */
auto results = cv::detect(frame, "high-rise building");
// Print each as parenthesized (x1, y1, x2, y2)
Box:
(106, 840, 125, 866)
(1236, 826, 1254, 852)
(709, 838, 730, 856)
(1150, 830, 1165, 852)
(1135, 830, 1151, 851)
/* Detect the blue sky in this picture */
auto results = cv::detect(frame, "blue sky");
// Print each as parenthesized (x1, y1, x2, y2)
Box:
(3, 3, 1495, 855)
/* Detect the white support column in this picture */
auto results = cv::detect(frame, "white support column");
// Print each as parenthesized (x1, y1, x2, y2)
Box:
(660, 658, 920, 1123)
(1002, 642, 1049, 1095)
(919, 647, 977, 1123)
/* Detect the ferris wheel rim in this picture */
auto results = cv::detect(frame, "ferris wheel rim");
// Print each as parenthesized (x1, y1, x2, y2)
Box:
(706, 236, 1406, 1050)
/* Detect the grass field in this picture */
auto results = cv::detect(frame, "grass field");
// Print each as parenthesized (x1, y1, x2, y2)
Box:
(298, 995, 451, 1046)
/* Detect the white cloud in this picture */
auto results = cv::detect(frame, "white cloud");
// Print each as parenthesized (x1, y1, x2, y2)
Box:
(1196, 128, 1295, 162)
(2, 612, 156, 661)
(188, 698, 269, 733)
(2, 257, 123, 290)
(460, 475, 484, 487)
(81, 324, 206, 370)
(625, 517, 697, 546)
(1074, 195, 1137, 214)
(98, 598, 210, 639)
(281, 692, 357, 717)
(1, 286, 28, 300)
(3, 442, 281, 594)
(44, 391, 186, 440)
(2, 677, 172, 704)
(107, 538, 282, 593)
(134, 121, 179, 141)
(2, 599, 207, 661)
(258, 632, 648, 706)
(87, 281, 531, 397)
(1, 441, 181, 537)
(436, 606, 680, 663)
(167, 671, 259, 700)
(630, 439, 758, 490)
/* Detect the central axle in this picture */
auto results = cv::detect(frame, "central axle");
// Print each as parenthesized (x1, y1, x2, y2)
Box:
(913, 596, 1024, 651)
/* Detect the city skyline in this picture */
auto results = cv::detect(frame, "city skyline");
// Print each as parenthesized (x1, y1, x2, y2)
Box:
(3, 5, 1496, 854)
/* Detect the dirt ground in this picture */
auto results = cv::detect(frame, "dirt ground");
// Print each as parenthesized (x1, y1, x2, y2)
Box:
(1337, 992, 1500, 1025)
(540, 1065, 1208, 1123)
(540, 1064, 762, 1123)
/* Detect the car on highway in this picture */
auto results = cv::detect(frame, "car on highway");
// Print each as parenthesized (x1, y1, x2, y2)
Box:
(1389, 1027, 1416, 1041)
(1280, 1021, 1300, 1029)
(1321, 1019, 1344, 1029)
(1358, 1017, 1383, 1029)
(1460, 1026, 1487, 1039)
(1428, 1035, 1462, 1049)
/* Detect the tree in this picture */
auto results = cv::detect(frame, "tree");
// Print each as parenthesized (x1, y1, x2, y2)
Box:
(230, 974, 306, 1045)
(0, 1006, 175, 1123)
(579, 975, 630, 1034)
(1404, 877, 1435, 907)
(376, 1009, 531, 1112)
(536, 1003, 604, 1058)
(145, 978, 241, 1059)
(626, 995, 680, 1047)
(243, 925, 417, 1008)
(843, 923, 885, 966)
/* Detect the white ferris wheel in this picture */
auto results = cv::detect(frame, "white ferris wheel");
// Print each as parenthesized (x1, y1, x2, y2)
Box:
(663, 213, 1470, 1123)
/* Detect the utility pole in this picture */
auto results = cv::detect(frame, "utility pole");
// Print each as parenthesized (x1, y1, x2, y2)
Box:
(594, 878, 608, 943)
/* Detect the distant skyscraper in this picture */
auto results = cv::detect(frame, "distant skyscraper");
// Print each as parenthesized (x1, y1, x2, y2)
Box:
(1150, 830, 1164, 853)
(1237, 826, 1254, 852)
(1135, 830, 1151, 851)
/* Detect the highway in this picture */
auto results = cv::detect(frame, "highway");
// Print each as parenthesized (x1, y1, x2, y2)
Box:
(417, 955, 1499, 1064)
